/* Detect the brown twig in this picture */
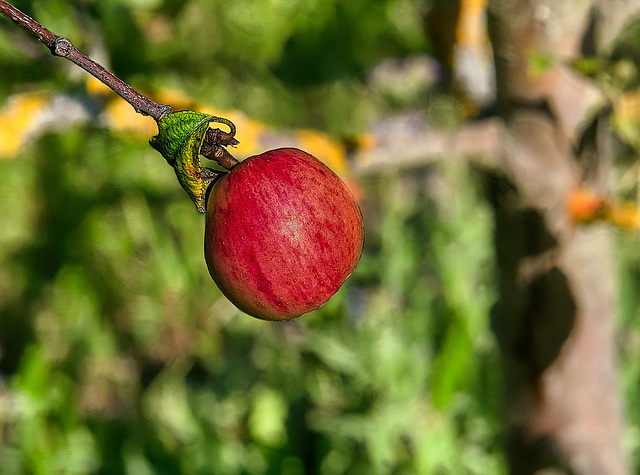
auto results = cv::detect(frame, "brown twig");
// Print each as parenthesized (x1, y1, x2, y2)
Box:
(200, 118, 240, 169)
(0, 0, 172, 122)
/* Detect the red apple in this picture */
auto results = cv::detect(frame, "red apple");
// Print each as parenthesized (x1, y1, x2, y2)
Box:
(204, 148, 364, 320)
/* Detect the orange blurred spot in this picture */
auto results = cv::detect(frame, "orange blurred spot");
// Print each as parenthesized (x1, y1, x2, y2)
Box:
(567, 189, 609, 224)
(567, 188, 640, 230)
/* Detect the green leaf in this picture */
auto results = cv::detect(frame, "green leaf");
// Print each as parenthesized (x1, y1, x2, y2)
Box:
(150, 110, 216, 212)
(526, 49, 555, 77)
(431, 321, 473, 410)
(570, 57, 603, 78)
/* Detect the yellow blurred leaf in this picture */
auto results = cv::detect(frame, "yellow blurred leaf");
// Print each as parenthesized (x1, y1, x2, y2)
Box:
(456, 0, 488, 48)
(85, 76, 113, 97)
(296, 129, 348, 175)
(613, 91, 640, 149)
(105, 99, 158, 138)
(0, 93, 50, 157)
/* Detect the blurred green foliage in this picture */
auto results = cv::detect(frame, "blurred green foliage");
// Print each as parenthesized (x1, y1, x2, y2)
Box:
(0, 124, 505, 473)
(0, 0, 639, 474)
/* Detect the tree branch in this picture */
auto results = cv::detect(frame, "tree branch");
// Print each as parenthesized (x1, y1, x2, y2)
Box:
(0, 0, 172, 122)
(353, 114, 501, 176)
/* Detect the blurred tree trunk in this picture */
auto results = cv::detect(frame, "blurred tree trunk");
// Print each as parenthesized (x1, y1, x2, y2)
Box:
(486, 1, 639, 473)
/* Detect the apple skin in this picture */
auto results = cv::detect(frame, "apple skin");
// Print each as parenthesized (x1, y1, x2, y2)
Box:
(204, 148, 364, 321)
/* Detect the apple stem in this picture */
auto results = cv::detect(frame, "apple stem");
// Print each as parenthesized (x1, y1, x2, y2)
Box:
(0, 0, 172, 122)
(200, 118, 240, 170)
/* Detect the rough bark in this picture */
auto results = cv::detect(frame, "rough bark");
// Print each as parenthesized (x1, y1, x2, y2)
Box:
(487, 0, 632, 473)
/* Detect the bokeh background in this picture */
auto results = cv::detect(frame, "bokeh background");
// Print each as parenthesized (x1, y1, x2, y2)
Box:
(0, 0, 639, 473)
